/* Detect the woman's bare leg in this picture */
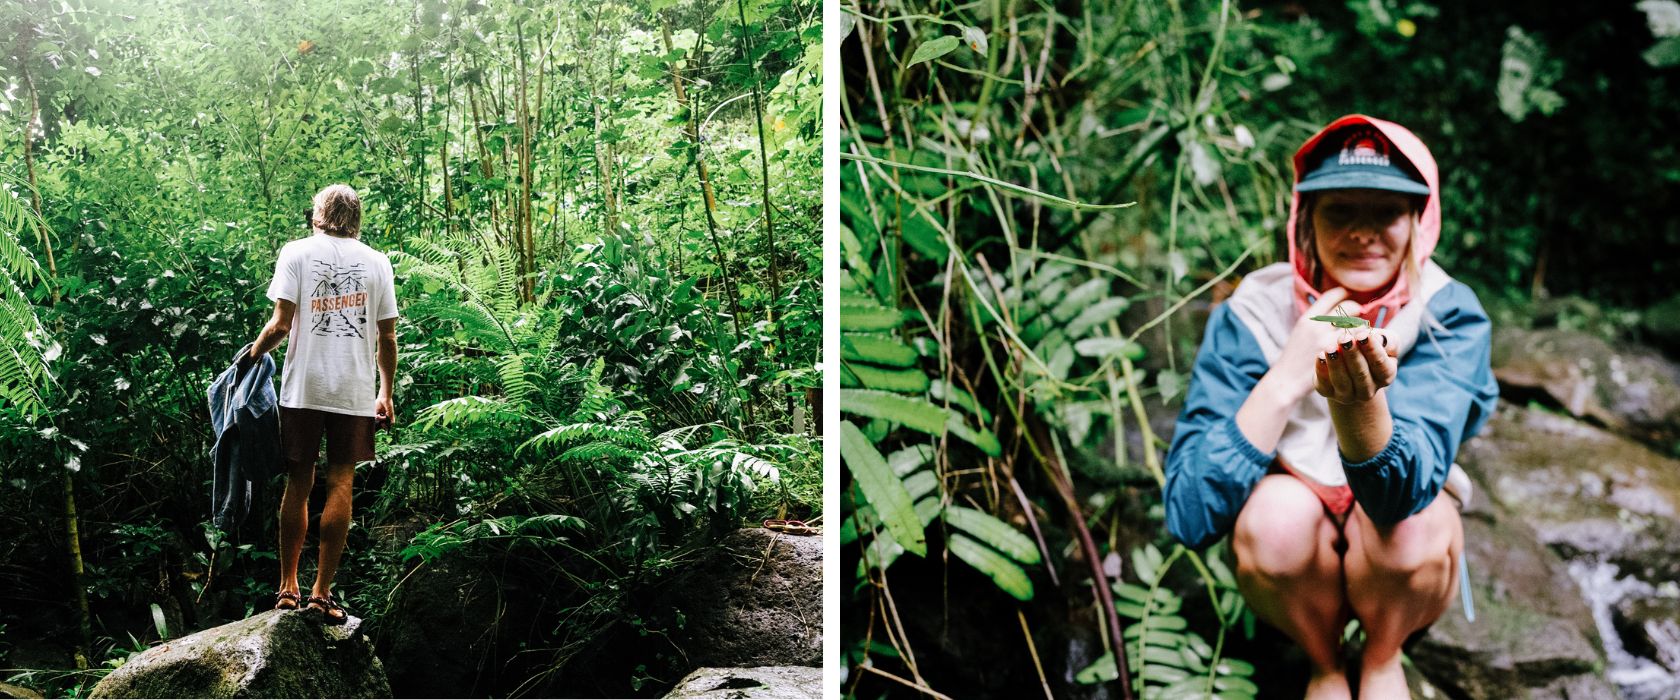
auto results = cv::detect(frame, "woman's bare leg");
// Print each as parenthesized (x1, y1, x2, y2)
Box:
(1234, 475, 1351, 700)
(1343, 495, 1461, 699)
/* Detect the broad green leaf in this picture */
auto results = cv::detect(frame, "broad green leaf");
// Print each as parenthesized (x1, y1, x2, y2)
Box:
(907, 36, 960, 67)
(887, 444, 935, 476)
(1214, 658, 1255, 676)
(841, 333, 919, 367)
(1073, 337, 1146, 360)
(1051, 279, 1109, 322)
(841, 301, 903, 331)
(900, 209, 950, 263)
(1142, 664, 1189, 684)
(946, 532, 1033, 600)
(1142, 645, 1187, 668)
(151, 602, 170, 639)
(903, 470, 939, 502)
(1124, 616, 1188, 638)
(841, 389, 954, 435)
(840, 421, 926, 557)
(1067, 297, 1132, 337)
(930, 379, 992, 422)
(944, 506, 1041, 564)
(840, 363, 931, 393)
(945, 416, 1002, 456)
(913, 496, 942, 526)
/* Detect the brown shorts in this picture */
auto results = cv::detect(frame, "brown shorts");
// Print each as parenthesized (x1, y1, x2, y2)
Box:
(280, 406, 376, 466)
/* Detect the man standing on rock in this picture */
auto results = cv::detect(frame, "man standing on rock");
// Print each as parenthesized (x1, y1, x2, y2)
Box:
(241, 184, 399, 624)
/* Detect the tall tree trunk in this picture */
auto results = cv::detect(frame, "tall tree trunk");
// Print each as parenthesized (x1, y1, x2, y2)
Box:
(661, 17, 718, 213)
(517, 24, 536, 302)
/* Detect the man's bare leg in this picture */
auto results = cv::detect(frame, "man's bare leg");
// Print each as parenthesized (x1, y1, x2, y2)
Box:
(277, 458, 315, 602)
(309, 461, 355, 607)
(1343, 496, 1461, 699)
(1233, 475, 1352, 700)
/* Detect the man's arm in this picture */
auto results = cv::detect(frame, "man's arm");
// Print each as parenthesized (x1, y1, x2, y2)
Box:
(245, 300, 297, 364)
(375, 317, 397, 428)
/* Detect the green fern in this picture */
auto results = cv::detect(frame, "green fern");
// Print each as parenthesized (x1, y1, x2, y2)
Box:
(0, 175, 51, 418)
(1073, 543, 1259, 699)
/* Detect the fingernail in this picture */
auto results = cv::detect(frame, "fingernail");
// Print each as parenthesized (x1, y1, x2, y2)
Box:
(1358, 335, 1370, 346)
(1341, 340, 1353, 350)
(1328, 351, 1338, 360)
(1381, 335, 1388, 347)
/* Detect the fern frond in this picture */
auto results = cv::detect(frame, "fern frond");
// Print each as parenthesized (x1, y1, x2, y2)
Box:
(414, 395, 530, 431)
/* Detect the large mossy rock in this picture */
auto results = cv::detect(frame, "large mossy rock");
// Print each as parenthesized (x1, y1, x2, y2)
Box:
(1491, 326, 1680, 448)
(1408, 485, 1613, 698)
(656, 528, 822, 668)
(662, 666, 822, 699)
(1457, 401, 1680, 563)
(89, 610, 389, 699)
(1452, 400, 1680, 697)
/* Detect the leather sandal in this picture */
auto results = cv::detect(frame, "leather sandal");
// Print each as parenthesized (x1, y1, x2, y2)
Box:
(274, 591, 302, 611)
(305, 595, 348, 625)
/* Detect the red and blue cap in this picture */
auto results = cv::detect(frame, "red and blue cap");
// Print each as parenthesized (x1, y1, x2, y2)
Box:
(1294, 125, 1430, 196)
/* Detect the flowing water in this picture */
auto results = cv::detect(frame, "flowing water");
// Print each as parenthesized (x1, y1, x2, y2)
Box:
(1568, 558, 1680, 699)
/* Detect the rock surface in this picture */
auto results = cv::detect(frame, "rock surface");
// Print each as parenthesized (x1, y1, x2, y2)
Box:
(658, 528, 823, 668)
(89, 609, 389, 699)
(0, 683, 43, 699)
(1452, 400, 1680, 698)
(1491, 326, 1680, 448)
(1408, 479, 1610, 698)
(662, 666, 822, 699)
(1457, 401, 1680, 566)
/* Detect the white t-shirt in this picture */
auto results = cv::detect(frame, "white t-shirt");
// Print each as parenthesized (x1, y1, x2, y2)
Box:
(265, 232, 399, 417)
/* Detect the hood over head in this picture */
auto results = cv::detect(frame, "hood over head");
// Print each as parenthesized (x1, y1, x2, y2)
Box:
(1287, 115, 1440, 327)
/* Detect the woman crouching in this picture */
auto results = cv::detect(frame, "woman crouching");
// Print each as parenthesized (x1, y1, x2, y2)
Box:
(1163, 115, 1499, 698)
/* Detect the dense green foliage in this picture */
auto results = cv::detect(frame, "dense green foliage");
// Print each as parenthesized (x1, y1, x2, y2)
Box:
(0, 0, 820, 696)
(839, 0, 1675, 698)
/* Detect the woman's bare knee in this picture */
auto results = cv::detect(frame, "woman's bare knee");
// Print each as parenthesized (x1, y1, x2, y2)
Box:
(1349, 496, 1459, 582)
(1235, 475, 1337, 581)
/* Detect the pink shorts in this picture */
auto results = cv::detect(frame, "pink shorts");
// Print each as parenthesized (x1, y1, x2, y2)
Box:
(1269, 459, 1355, 521)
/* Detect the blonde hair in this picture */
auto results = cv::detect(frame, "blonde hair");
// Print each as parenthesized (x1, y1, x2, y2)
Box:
(312, 184, 361, 237)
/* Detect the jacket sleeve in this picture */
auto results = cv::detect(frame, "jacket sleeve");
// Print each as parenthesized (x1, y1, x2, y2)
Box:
(1343, 282, 1499, 525)
(1164, 304, 1277, 550)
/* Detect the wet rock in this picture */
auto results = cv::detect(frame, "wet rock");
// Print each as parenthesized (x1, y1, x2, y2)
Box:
(663, 666, 822, 699)
(1614, 596, 1680, 672)
(1457, 401, 1680, 565)
(88, 609, 389, 699)
(0, 683, 43, 699)
(1408, 475, 1608, 698)
(656, 528, 822, 668)
(1528, 672, 1622, 699)
(1491, 326, 1680, 448)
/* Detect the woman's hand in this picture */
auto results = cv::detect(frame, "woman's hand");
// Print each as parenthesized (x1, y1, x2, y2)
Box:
(1314, 326, 1398, 404)
(1270, 288, 1353, 402)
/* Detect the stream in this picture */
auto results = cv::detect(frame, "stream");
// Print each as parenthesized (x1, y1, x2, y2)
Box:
(1569, 558, 1680, 699)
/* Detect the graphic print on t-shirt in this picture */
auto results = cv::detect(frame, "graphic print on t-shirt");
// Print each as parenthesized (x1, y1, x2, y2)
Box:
(308, 260, 369, 338)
